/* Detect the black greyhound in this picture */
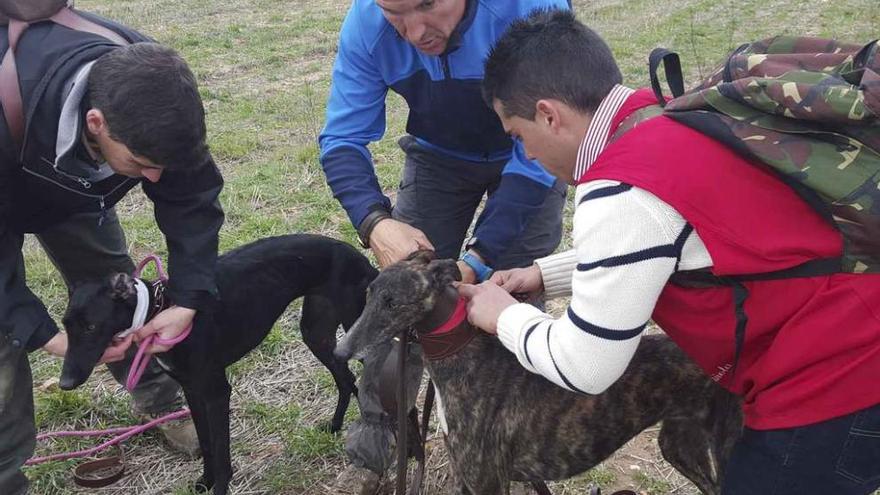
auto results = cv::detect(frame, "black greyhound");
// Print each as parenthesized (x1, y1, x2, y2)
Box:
(59, 234, 377, 494)
(336, 251, 743, 495)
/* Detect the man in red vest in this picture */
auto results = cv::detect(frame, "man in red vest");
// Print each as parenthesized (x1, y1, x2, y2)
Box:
(459, 8, 880, 494)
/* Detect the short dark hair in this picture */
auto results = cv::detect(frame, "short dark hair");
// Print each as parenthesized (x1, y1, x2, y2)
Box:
(88, 43, 208, 171)
(483, 8, 622, 120)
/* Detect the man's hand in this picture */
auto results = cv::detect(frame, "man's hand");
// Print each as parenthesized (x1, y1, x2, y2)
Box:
(42, 332, 68, 357)
(99, 334, 134, 364)
(490, 264, 544, 300)
(134, 306, 196, 354)
(369, 218, 434, 268)
(457, 261, 477, 284)
(458, 282, 518, 335)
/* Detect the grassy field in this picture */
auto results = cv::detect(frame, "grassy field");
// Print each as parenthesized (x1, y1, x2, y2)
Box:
(22, 0, 879, 493)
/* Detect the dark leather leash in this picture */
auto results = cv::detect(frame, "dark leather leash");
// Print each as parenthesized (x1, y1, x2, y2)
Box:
(390, 328, 436, 495)
(395, 329, 409, 495)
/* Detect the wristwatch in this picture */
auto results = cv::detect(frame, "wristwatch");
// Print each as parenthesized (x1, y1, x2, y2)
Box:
(460, 251, 494, 283)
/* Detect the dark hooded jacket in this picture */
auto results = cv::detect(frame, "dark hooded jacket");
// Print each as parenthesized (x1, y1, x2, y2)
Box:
(0, 10, 224, 351)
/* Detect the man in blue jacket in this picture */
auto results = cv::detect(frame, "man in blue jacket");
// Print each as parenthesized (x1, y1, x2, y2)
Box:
(0, 8, 224, 494)
(319, 0, 570, 491)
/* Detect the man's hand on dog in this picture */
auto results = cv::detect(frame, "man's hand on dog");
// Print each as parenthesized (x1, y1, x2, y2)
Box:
(135, 306, 197, 354)
(47, 330, 134, 364)
(369, 218, 434, 268)
(456, 260, 477, 284)
(99, 334, 134, 363)
(458, 282, 518, 334)
(42, 332, 68, 357)
(490, 264, 544, 300)
(47, 331, 138, 367)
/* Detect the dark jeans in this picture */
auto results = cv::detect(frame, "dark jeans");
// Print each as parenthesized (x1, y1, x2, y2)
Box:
(0, 210, 183, 495)
(723, 402, 880, 495)
(345, 136, 566, 473)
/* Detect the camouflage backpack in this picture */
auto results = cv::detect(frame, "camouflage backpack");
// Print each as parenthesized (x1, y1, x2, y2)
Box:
(640, 36, 880, 274)
(0, 0, 128, 151)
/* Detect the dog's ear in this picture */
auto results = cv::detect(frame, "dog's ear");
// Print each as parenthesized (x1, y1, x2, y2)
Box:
(109, 273, 136, 301)
(428, 259, 461, 288)
(405, 249, 436, 266)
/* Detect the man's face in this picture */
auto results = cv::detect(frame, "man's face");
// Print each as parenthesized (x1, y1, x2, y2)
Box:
(86, 109, 165, 183)
(376, 0, 466, 55)
(493, 99, 577, 184)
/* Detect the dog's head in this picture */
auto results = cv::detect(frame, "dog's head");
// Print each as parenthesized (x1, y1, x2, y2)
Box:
(59, 273, 139, 390)
(334, 250, 460, 361)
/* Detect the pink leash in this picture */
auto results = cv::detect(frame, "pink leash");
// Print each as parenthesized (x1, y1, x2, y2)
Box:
(125, 254, 192, 392)
(25, 408, 190, 465)
(27, 254, 193, 468)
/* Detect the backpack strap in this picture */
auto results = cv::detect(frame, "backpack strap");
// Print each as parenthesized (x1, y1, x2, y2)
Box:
(648, 48, 685, 106)
(48, 8, 128, 45)
(670, 256, 842, 386)
(0, 7, 128, 153)
(0, 18, 26, 147)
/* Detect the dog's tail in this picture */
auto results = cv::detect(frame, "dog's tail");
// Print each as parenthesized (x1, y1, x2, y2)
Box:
(706, 386, 743, 484)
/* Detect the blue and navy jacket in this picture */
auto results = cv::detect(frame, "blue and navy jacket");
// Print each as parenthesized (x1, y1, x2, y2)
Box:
(319, 0, 570, 264)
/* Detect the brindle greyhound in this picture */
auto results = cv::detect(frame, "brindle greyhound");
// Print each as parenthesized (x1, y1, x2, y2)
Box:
(59, 234, 377, 495)
(335, 251, 742, 495)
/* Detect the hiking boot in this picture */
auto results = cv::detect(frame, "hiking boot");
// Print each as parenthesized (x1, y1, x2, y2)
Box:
(138, 410, 201, 458)
(333, 465, 391, 495)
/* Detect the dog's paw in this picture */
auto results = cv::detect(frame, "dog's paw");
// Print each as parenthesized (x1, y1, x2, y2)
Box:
(317, 419, 344, 434)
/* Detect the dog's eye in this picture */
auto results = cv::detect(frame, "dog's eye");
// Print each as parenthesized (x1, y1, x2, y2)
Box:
(87, 323, 97, 332)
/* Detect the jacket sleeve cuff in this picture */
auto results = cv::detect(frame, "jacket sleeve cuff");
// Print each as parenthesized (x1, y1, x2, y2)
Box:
(167, 289, 216, 312)
(535, 249, 578, 299)
(357, 205, 392, 248)
(25, 318, 60, 353)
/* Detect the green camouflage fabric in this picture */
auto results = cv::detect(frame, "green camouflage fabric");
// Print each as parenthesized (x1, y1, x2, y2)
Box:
(660, 36, 880, 273)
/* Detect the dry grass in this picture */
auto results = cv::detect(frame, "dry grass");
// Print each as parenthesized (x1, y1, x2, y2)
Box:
(21, 0, 880, 493)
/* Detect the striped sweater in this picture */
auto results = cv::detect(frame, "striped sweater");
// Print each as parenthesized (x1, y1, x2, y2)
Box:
(496, 85, 713, 394)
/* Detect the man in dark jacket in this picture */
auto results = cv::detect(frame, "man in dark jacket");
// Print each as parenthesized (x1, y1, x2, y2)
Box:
(0, 10, 224, 494)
